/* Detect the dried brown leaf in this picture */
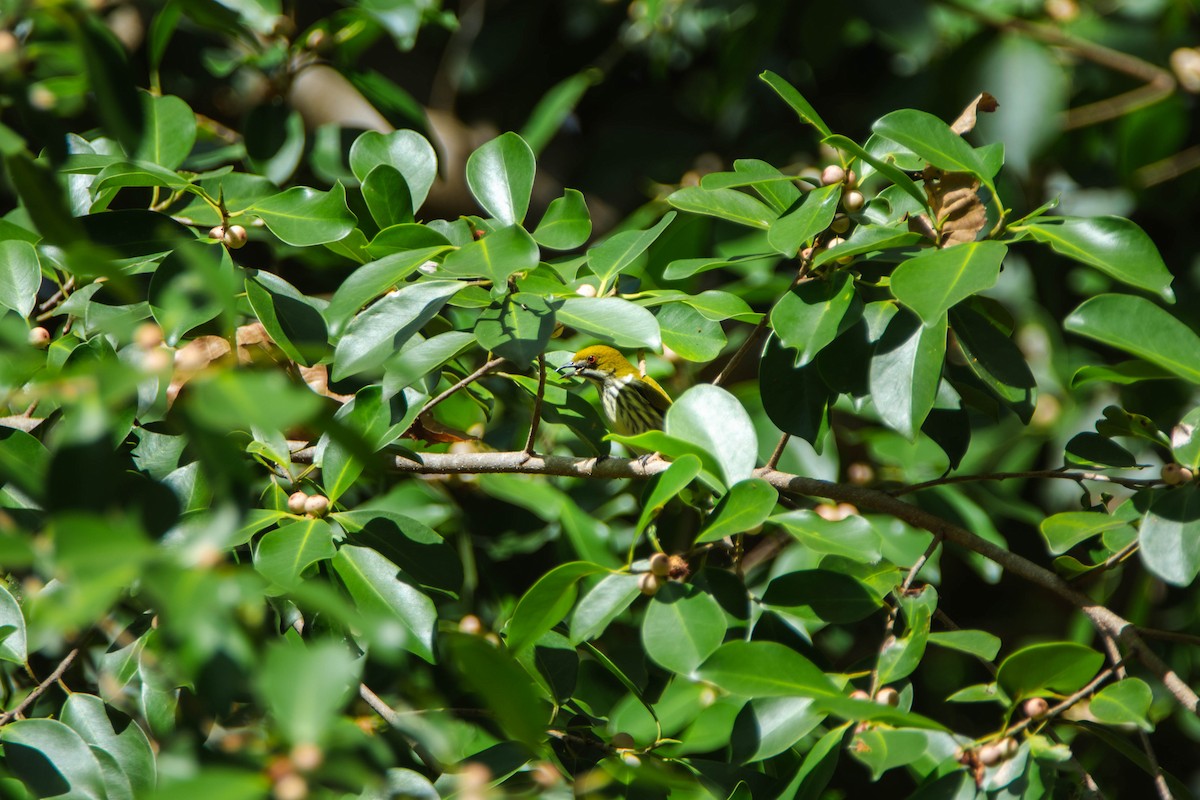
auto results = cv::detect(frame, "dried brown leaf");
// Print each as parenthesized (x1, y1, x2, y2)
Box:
(950, 92, 999, 135)
(923, 166, 987, 247)
(299, 364, 354, 404)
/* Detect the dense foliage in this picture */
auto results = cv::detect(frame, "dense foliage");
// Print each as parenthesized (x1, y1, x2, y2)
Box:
(3, 2, 1200, 798)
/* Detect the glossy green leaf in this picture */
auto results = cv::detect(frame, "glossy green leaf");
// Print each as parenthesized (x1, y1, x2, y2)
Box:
(148, 238, 232, 345)
(635, 454, 703, 535)
(533, 188, 591, 250)
(997, 642, 1104, 699)
(656, 301, 725, 362)
(186, 370, 322, 433)
(760, 70, 832, 137)
(506, 561, 606, 653)
(760, 335, 831, 447)
(1022, 217, 1173, 302)
(680, 290, 760, 323)
(520, 69, 600, 153)
(665, 384, 757, 487)
(811, 226, 923, 268)
(1040, 511, 1136, 555)
(732, 696, 825, 763)
(869, 310, 946, 439)
(701, 159, 801, 213)
(950, 302, 1037, 423)
(1064, 432, 1138, 469)
(891, 241, 1006, 325)
(332, 279, 465, 380)
(642, 582, 727, 675)
(770, 510, 882, 562)
(770, 271, 860, 366)
(474, 293, 559, 364)
(1070, 360, 1176, 388)
(926, 630, 1001, 661)
(873, 109, 989, 180)
(60, 693, 156, 796)
(1065, 294, 1200, 384)
(258, 638, 361, 746)
(767, 183, 840, 256)
(465, 132, 536, 225)
(697, 641, 839, 698)
(445, 632, 549, 749)
(255, 518, 336, 588)
(556, 297, 662, 350)
(667, 186, 777, 229)
(761, 569, 881, 624)
(333, 544, 438, 663)
(570, 572, 642, 643)
(587, 212, 675, 286)
(876, 585, 936, 684)
(367, 223, 452, 258)
(1, 718, 108, 800)
(325, 247, 452, 336)
(348, 129, 438, 210)
(824, 133, 928, 210)
(440, 224, 540, 284)
(132, 93, 195, 169)
(244, 272, 327, 367)
(1139, 483, 1200, 586)
(362, 164, 414, 228)
(1171, 408, 1200, 470)
(248, 184, 357, 246)
(335, 509, 461, 595)
(383, 330, 476, 394)
(0, 240, 41, 318)
(695, 479, 778, 543)
(0, 582, 27, 663)
(1090, 679, 1153, 731)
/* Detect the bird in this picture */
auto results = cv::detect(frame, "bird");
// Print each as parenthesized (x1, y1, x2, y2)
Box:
(556, 345, 672, 437)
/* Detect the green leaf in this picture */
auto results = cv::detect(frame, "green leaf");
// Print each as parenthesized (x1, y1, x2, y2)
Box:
(520, 69, 600, 153)
(133, 93, 196, 170)
(506, 561, 606, 653)
(0, 239, 41, 318)
(761, 569, 881, 624)
(636, 454, 703, 535)
(332, 279, 465, 380)
(701, 159, 801, 213)
(1071, 360, 1176, 389)
(872, 109, 989, 180)
(759, 71, 832, 138)
(1064, 432, 1138, 469)
(362, 164, 414, 228)
(148, 238, 233, 346)
(760, 335, 831, 448)
(869, 310, 946, 439)
(1139, 483, 1200, 586)
(248, 184, 357, 246)
(1090, 679, 1153, 731)
(697, 641, 839, 698)
(367, 223, 452, 258)
(325, 247, 452, 337)
(465, 132, 536, 225)
(665, 384, 757, 487)
(997, 642, 1104, 699)
(335, 509, 461, 595)
(60, 694, 156, 796)
(770, 511, 882, 562)
(681, 290, 760, 323)
(926, 630, 1001, 661)
(255, 518, 336, 589)
(656, 302, 725, 362)
(823, 133, 928, 210)
(767, 183, 841, 257)
(876, 585, 936, 684)
(731, 696, 825, 763)
(533, 189, 592, 250)
(891, 242, 1006, 325)
(244, 272, 327, 367)
(475, 293, 560, 364)
(333, 544, 438, 662)
(695, 479, 778, 543)
(1171, 407, 1200, 470)
(667, 186, 777, 230)
(770, 271, 860, 366)
(642, 582, 728, 675)
(570, 572, 642, 643)
(186, 370, 322, 433)
(1039, 511, 1136, 556)
(1065, 294, 1200, 384)
(445, 632, 550, 749)
(556, 297, 662, 350)
(950, 302, 1037, 423)
(258, 638, 361, 746)
(1021, 217, 1173, 302)
(587, 212, 676, 287)
(0, 582, 27, 663)
(811, 225, 922, 269)
(383, 330, 476, 394)
(440, 224, 540, 284)
(1, 719, 109, 800)
(348, 129, 438, 210)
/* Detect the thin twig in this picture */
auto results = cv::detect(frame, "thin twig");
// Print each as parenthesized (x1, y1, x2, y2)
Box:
(358, 683, 443, 773)
(523, 354, 546, 456)
(0, 648, 79, 726)
(1136, 628, 1200, 647)
(36, 276, 74, 315)
(417, 357, 505, 418)
(1004, 661, 1125, 739)
(1098, 635, 1172, 800)
(765, 433, 790, 471)
(868, 535, 942, 696)
(1067, 540, 1140, 583)
(892, 468, 1159, 496)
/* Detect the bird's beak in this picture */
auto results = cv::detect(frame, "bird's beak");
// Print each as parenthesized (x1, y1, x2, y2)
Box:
(556, 360, 581, 376)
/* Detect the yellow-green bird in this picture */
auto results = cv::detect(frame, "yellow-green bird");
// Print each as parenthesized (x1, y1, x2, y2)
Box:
(556, 345, 672, 436)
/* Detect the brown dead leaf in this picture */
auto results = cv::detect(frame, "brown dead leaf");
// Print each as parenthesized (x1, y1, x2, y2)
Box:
(168, 324, 288, 404)
(299, 364, 354, 404)
(906, 213, 938, 242)
(923, 167, 987, 247)
(950, 92, 999, 135)
(406, 414, 477, 444)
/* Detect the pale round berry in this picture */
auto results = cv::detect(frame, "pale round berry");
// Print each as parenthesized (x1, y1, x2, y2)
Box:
(1023, 697, 1049, 719)
(287, 491, 309, 514)
(1162, 462, 1193, 485)
(208, 225, 225, 240)
(28, 326, 50, 348)
(842, 190, 865, 212)
(875, 687, 900, 706)
(638, 572, 661, 596)
(821, 165, 846, 186)
(223, 225, 248, 249)
(303, 494, 329, 517)
(648, 553, 670, 576)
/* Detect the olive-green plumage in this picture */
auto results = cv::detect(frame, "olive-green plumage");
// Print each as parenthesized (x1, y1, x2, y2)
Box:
(556, 345, 672, 436)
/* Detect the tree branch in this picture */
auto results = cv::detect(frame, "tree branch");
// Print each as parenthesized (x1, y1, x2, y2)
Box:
(0, 648, 79, 726)
(892, 468, 1160, 496)
(522, 354, 547, 455)
(417, 357, 506, 418)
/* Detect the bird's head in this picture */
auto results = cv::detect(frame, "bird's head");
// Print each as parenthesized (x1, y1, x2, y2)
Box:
(556, 345, 638, 383)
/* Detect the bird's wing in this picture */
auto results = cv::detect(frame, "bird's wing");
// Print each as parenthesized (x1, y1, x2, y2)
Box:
(635, 376, 672, 414)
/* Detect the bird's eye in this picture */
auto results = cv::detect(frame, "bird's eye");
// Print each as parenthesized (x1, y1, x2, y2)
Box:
(586, 356, 597, 366)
